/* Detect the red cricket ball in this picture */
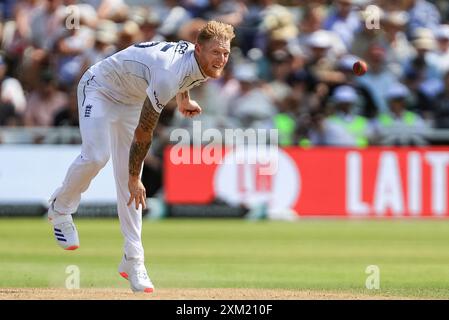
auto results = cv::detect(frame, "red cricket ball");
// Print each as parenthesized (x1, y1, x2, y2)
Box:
(353, 60, 368, 76)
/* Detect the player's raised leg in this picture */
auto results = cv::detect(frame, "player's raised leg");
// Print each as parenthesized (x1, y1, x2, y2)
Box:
(48, 75, 112, 250)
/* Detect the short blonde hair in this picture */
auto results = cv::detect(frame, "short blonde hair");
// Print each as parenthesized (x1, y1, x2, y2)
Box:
(197, 20, 235, 44)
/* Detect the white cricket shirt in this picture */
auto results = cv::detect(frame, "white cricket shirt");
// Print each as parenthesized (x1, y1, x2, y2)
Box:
(88, 40, 208, 112)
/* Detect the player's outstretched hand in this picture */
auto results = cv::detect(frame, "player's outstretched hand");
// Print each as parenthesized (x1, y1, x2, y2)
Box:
(179, 100, 202, 118)
(127, 177, 147, 210)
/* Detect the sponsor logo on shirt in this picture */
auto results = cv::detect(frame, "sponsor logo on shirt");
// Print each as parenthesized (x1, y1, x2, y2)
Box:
(153, 91, 165, 110)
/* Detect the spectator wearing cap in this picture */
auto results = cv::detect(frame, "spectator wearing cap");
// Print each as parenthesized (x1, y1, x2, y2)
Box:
(24, 69, 68, 127)
(253, 2, 299, 56)
(321, 85, 373, 147)
(139, 9, 164, 42)
(228, 63, 276, 129)
(322, 0, 361, 49)
(128, 6, 163, 42)
(256, 24, 298, 82)
(303, 30, 346, 85)
(374, 82, 428, 144)
(116, 20, 143, 51)
(429, 24, 449, 74)
(403, 28, 440, 82)
(381, 11, 415, 76)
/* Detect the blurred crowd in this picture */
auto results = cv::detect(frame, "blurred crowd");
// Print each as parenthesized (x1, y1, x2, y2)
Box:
(1, 0, 449, 148)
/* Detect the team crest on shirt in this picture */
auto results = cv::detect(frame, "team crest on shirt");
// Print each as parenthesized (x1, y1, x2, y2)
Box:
(84, 104, 93, 118)
(175, 41, 189, 54)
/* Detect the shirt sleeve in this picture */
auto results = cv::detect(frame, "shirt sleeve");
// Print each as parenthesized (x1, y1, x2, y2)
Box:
(146, 68, 178, 113)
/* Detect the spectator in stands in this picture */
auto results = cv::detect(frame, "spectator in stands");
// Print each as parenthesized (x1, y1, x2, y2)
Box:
(0, 104, 23, 127)
(156, 0, 192, 41)
(404, 28, 440, 81)
(177, 18, 207, 43)
(228, 62, 276, 128)
(196, 0, 247, 27)
(286, 69, 322, 145)
(401, 65, 440, 123)
(81, 19, 117, 72)
(262, 50, 297, 146)
(351, 6, 384, 62)
(29, 0, 65, 51)
(63, 0, 98, 29)
(318, 85, 374, 147)
(188, 76, 234, 130)
(131, 8, 163, 42)
(355, 44, 398, 114)
(290, 3, 346, 62)
(53, 88, 78, 127)
(374, 82, 429, 145)
(54, 13, 95, 89)
(322, 0, 361, 50)
(430, 24, 449, 75)
(254, 1, 298, 55)
(404, 0, 441, 37)
(381, 11, 415, 77)
(85, 0, 128, 22)
(24, 69, 68, 126)
(303, 30, 345, 85)
(3, 0, 41, 57)
(116, 20, 142, 51)
(0, 55, 26, 118)
(433, 71, 449, 128)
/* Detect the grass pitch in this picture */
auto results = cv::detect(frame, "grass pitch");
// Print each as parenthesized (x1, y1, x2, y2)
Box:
(1, 217, 449, 299)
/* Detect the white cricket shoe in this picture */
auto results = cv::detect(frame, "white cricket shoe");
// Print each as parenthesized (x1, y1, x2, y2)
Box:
(47, 202, 79, 251)
(118, 255, 154, 293)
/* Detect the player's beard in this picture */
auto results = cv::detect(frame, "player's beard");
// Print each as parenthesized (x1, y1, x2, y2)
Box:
(206, 66, 224, 78)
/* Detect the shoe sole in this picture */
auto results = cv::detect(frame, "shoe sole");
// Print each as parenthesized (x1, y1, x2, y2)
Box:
(65, 245, 79, 250)
(119, 272, 153, 293)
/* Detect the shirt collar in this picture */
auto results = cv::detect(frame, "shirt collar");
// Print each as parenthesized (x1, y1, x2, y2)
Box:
(191, 50, 208, 81)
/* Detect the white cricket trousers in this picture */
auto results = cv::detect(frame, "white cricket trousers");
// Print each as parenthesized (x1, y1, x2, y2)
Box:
(50, 70, 145, 260)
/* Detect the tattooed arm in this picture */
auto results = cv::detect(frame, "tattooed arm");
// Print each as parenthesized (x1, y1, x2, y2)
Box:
(127, 97, 160, 210)
(176, 91, 202, 118)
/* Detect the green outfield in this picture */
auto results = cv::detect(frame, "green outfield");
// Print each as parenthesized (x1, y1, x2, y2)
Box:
(1, 217, 449, 299)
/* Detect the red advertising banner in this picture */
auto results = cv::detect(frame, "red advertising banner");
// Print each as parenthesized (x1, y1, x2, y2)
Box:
(164, 146, 449, 218)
